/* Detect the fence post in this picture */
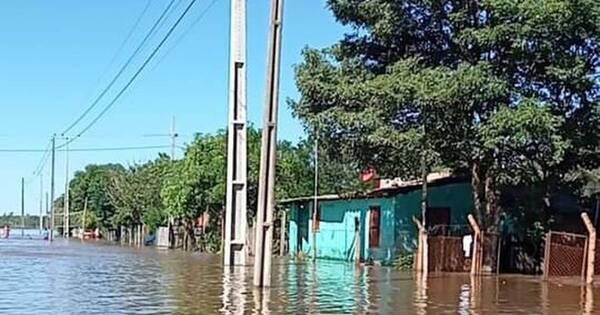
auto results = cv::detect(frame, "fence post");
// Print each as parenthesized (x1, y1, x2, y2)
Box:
(412, 217, 422, 272)
(478, 231, 484, 274)
(355, 217, 361, 265)
(413, 216, 427, 273)
(468, 215, 481, 275)
(543, 232, 551, 280)
(582, 213, 596, 285)
(280, 210, 287, 256)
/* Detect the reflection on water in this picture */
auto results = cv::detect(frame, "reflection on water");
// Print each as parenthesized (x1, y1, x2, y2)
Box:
(0, 238, 598, 314)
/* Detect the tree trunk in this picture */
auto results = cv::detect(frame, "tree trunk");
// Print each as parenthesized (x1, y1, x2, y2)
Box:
(483, 171, 501, 273)
(484, 173, 500, 233)
(183, 218, 196, 251)
(471, 161, 484, 224)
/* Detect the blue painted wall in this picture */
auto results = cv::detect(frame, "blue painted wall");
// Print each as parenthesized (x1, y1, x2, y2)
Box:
(287, 181, 473, 262)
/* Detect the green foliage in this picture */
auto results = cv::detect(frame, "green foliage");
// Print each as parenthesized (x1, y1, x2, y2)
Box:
(107, 154, 173, 231)
(69, 164, 126, 230)
(480, 102, 570, 185)
(394, 253, 414, 271)
(161, 131, 230, 224)
(580, 168, 600, 198)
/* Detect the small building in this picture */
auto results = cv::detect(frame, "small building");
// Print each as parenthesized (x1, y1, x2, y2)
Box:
(281, 173, 473, 264)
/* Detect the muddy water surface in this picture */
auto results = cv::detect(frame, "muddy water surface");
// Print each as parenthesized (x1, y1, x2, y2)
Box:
(0, 236, 596, 314)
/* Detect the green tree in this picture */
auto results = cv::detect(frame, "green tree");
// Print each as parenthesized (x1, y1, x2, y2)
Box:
(292, 0, 599, 240)
(69, 164, 126, 230)
(107, 154, 173, 232)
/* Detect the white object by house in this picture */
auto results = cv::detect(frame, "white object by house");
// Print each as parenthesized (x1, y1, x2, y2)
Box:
(462, 234, 473, 258)
(157, 227, 170, 248)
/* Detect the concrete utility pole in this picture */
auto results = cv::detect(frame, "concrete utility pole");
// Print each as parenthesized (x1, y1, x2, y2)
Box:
(63, 137, 70, 238)
(312, 127, 319, 262)
(21, 177, 25, 237)
(420, 125, 428, 275)
(49, 135, 56, 242)
(224, 0, 248, 266)
(39, 174, 43, 233)
(253, 0, 284, 288)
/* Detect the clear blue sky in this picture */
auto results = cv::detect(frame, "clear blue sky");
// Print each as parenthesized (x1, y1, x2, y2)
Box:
(0, 0, 345, 215)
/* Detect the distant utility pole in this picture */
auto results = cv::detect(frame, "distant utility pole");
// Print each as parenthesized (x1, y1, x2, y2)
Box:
(63, 137, 70, 238)
(254, 0, 284, 288)
(224, 0, 248, 267)
(49, 135, 56, 242)
(21, 177, 25, 237)
(143, 117, 178, 160)
(45, 192, 49, 230)
(39, 174, 43, 233)
(171, 116, 178, 161)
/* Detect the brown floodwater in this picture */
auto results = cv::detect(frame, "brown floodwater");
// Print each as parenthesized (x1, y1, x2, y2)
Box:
(0, 235, 598, 314)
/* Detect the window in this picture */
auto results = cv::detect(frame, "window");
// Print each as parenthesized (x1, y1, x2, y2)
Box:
(312, 205, 321, 232)
(425, 207, 451, 228)
(369, 206, 381, 248)
(426, 207, 451, 235)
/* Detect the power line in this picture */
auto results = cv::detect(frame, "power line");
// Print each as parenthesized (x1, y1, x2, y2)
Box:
(68, 145, 174, 152)
(59, 0, 201, 149)
(32, 140, 53, 176)
(20, 142, 52, 185)
(151, 0, 221, 71)
(0, 145, 175, 153)
(152, 0, 185, 40)
(61, 0, 178, 135)
(21, 138, 52, 185)
(90, 0, 155, 97)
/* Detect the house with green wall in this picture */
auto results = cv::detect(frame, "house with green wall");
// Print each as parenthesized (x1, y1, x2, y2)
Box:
(281, 174, 474, 264)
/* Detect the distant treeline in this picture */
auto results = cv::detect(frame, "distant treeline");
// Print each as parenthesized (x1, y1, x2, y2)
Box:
(0, 213, 45, 228)
(54, 127, 365, 252)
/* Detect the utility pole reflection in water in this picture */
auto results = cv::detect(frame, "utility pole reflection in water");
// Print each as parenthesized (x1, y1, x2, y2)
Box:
(221, 267, 247, 314)
(253, 287, 271, 315)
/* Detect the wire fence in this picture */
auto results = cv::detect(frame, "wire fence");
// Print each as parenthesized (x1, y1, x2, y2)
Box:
(544, 231, 587, 278)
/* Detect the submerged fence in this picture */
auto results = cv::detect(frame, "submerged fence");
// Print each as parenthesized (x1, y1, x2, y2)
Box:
(543, 213, 597, 284)
(427, 225, 470, 273)
(543, 231, 587, 278)
(414, 215, 499, 274)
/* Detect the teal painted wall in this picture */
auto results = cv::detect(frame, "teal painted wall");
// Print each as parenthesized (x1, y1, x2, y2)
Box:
(394, 182, 474, 254)
(288, 198, 395, 262)
(288, 181, 473, 262)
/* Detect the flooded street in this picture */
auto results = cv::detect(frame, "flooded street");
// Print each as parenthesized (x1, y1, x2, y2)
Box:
(0, 236, 597, 314)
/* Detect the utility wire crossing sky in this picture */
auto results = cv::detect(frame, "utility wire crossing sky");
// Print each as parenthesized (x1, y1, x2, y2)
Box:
(0, 0, 346, 214)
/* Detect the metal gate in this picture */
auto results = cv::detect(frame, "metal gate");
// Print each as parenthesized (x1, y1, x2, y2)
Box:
(428, 236, 468, 272)
(544, 231, 587, 278)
